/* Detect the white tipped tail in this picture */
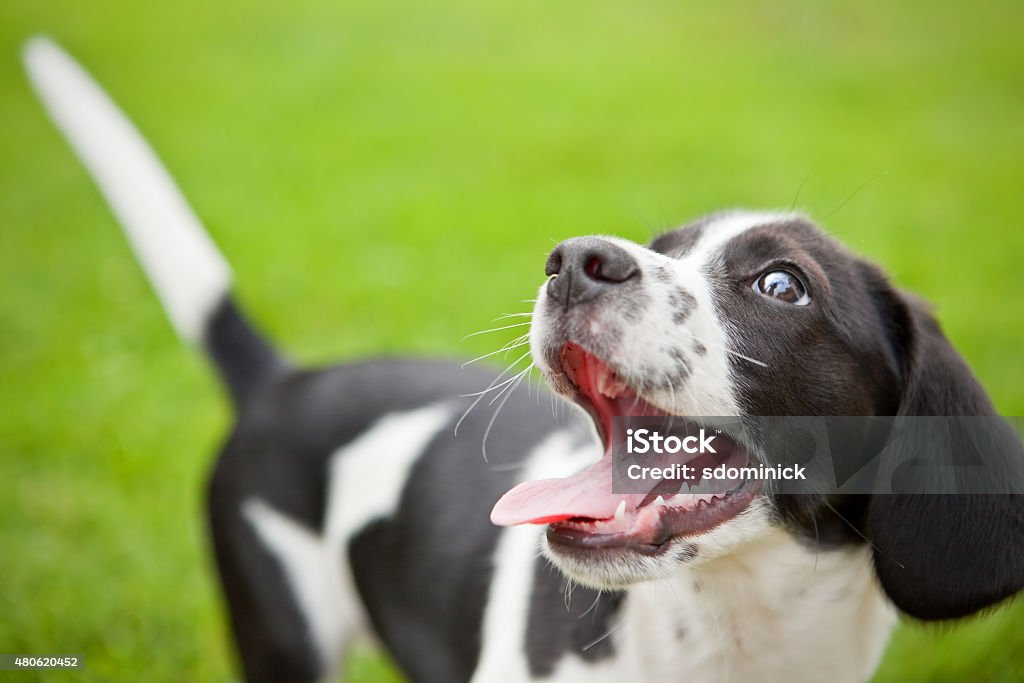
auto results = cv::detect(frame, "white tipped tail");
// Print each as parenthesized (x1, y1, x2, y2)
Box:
(23, 37, 231, 344)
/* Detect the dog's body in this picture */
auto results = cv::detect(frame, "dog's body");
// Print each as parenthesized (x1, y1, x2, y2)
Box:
(25, 39, 1024, 683)
(210, 352, 894, 683)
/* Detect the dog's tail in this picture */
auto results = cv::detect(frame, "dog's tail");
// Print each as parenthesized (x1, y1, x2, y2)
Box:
(23, 37, 287, 408)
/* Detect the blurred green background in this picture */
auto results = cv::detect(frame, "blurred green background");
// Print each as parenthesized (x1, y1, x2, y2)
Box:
(1, 0, 1022, 680)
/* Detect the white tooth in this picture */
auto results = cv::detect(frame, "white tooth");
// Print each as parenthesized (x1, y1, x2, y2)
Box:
(596, 368, 626, 399)
(654, 495, 666, 507)
(599, 372, 616, 398)
(614, 500, 627, 522)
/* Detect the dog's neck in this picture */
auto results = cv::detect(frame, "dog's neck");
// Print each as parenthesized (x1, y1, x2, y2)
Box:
(619, 530, 896, 683)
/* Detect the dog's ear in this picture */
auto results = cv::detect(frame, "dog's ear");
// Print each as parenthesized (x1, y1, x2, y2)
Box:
(864, 287, 1024, 620)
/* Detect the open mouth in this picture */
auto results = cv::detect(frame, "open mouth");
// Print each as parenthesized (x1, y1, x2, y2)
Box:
(491, 343, 759, 554)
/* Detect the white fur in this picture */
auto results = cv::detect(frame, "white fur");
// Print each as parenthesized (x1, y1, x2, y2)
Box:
(598, 535, 895, 683)
(23, 37, 230, 343)
(473, 437, 894, 683)
(242, 499, 347, 673)
(682, 210, 795, 262)
(474, 431, 602, 682)
(325, 403, 455, 534)
(244, 404, 455, 677)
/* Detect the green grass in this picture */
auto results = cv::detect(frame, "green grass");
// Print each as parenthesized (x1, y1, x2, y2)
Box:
(1, 0, 1023, 680)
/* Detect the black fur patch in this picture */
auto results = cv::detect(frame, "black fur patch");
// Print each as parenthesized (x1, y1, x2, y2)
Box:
(525, 562, 625, 677)
(669, 288, 697, 325)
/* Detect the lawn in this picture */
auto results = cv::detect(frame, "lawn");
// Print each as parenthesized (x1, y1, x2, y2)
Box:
(1, 0, 1022, 680)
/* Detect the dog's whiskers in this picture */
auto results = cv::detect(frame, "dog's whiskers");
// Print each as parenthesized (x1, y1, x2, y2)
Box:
(658, 577, 684, 612)
(691, 577, 730, 682)
(461, 334, 530, 368)
(789, 175, 811, 212)
(664, 373, 677, 434)
(459, 365, 530, 398)
(461, 321, 532, 341)
(580, 618, 624, 652)
(488, 461, 527, 472)
(821, 171, 888, 221)
(493, 312, 533, 322)
(454, 350, 532, 436)
(488, 364, 533, 406)
(481, 363, 535, 461)
(685, 331, 768, 368)
(577, 593, 602, 621)
(823, 501, 905, 570)
(810, 504, 821, 571)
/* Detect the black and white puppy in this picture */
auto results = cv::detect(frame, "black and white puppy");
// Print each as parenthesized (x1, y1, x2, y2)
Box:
(26, 39, 1024, 683)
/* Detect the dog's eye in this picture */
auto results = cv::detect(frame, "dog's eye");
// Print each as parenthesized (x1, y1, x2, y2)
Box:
(753, 270, 810, 305)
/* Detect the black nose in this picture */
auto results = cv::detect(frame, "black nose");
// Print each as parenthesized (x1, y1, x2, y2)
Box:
(545, 237, 639, 307)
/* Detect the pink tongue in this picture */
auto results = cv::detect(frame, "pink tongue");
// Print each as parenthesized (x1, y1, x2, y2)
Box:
(490, 456, 646, 527)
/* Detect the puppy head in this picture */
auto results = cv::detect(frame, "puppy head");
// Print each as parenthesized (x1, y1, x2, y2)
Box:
(491, 210, 1024, 617)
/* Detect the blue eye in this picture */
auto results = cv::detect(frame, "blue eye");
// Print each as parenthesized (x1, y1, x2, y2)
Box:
(754, 270, 811, 305)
